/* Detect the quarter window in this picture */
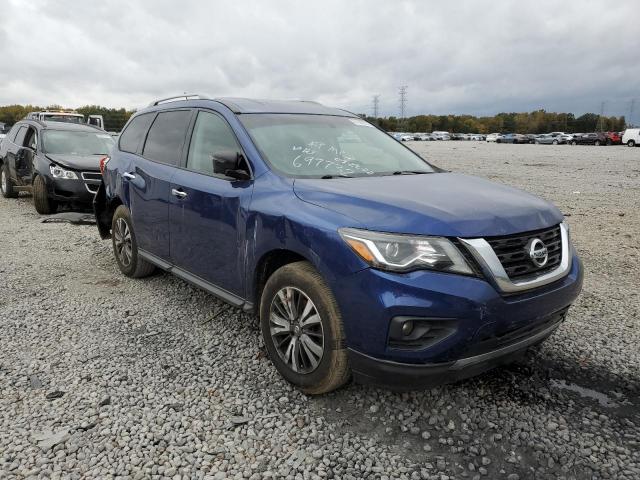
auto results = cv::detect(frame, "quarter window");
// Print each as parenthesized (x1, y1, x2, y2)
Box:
(143, 110, 191, 166)
(119, 113, 154, 154)
(187, 111, 242, 175)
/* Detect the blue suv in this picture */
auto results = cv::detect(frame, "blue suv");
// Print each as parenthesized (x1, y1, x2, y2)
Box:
(95, 95, 583, 394)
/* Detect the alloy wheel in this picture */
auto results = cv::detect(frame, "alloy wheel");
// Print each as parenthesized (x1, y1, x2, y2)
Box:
(269, 287, 324, 374)
(114, 217, 133, 267)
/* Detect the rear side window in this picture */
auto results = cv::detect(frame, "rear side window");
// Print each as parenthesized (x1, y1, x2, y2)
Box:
(13, 126, 28, 146)
(143, 110, 191, 165)
(119, 113, 154, 154)
(187, 111, 242, 175)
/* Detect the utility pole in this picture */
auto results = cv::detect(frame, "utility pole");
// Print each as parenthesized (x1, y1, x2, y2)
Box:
(372, 95, 380, 119)
(398, 86, 407, 128)
(630, 98, 636, 127)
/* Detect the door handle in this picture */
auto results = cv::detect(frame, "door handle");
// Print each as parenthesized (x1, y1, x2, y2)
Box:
(122, 172, 136, 180)
(171, 188, 188, 199)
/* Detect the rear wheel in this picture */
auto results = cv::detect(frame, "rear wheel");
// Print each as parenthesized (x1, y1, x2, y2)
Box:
(111, 205, 155, 278)
(552, 139, 558, 145)
(32, 175, 57, 214)
(260, 261, 350, 394)
(1, 163, 18, 199)
(628, 140, 636, 147)
(595, 140, 601, 146)
(571, 140, 577, 145)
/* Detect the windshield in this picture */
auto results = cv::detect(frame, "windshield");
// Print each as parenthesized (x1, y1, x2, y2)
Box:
(240, 114, 434, 178)
(42, 130, 115, 155)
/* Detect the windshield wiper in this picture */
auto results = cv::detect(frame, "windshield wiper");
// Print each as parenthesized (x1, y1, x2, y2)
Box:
(321, 174, 353, 179)
(392, 170, 431, 175)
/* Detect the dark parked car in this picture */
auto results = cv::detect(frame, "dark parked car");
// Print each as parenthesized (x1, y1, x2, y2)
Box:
(0, 120, 114, 213)
(95, 95, 583, 393)
(570, 133, 607, 146)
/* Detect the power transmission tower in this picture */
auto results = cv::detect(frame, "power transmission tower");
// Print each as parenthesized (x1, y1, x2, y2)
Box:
(398, 86, 408, 121)
(372, 95, 380, 118)
(597, 101, 605, 131)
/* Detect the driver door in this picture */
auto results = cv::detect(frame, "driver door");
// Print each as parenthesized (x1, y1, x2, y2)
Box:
(16, 127, 38, 184)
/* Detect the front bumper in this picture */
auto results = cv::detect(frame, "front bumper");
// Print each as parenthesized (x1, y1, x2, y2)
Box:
(349, 308, 564, 389)
(332, 253, 583, 388)
(45, 171, 100, 205)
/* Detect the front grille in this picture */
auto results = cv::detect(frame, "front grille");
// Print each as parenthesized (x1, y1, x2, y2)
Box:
(486, 225, 562, 279)
(81, 171, 101, 181)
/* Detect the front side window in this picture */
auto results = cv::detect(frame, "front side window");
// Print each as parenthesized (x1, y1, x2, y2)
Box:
(187, 111, 242, 175)
(240, 114, 434, 178)
(143, 110, 191, 165)
(42, 131, 115, 155)
(13, 126, 28, 146)
(119, 113, 155, 154)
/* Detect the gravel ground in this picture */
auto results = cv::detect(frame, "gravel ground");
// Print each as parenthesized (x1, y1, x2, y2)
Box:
(1, 141, 639, 480)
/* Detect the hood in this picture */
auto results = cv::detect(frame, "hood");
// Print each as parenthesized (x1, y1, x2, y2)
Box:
(294, 172, 563, 238)
(45, 154, 101, 171)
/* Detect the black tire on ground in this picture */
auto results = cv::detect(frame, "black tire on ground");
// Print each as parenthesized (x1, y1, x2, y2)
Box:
(1, 163, 18, 199)
(571, 140, 577, 145)
(260, 261, 350, 394)
(32, 175, 57, 214)
(606, 139, 612, 145)
(111, 205, 156, 278)
(552, 140, 558, 145)
(595, 140, 601, 146)
(628, 140, 636, 147)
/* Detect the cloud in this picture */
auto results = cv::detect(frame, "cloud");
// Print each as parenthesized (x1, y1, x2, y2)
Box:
(0, 0, 638, 120)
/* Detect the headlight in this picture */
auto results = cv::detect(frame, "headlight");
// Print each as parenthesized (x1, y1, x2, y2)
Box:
(339, 227, 474, 275)
(50, 165, 78, 180)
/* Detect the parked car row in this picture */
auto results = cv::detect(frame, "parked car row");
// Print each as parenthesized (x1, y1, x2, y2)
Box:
(485, 130, 638, 146)
(1, 95, 584, 394)
(388, 129, 640, 147)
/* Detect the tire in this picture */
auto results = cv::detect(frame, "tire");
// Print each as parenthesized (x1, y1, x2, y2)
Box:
(552, 140, 558, 145)
(111, 205, 156, 278)
(32, 175, 57, 214)
(627, 140, 635, 147)
(606, 139, 612, 146)
(260, 261, 350, 394)
(1, 163, 18, 199)
(595, 140, 601, 146)
(496, 139, 501, 144)
(571, 140, 577, 145)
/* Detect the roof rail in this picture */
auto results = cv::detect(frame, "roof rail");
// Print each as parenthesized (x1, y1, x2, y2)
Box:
(148, 94, 210, 107)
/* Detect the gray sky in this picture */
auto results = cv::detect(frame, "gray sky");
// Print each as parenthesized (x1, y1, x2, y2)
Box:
(1, 0, 638, 120)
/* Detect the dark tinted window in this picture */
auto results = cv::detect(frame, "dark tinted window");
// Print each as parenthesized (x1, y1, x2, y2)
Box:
(119, 113, 154, 154)
(13, 126, 28, 146)
(143, 110, 191, 165)
(187, 111, 242, 175)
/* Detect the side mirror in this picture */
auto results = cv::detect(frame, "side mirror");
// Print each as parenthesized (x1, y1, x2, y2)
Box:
(212, 151, 250, 180)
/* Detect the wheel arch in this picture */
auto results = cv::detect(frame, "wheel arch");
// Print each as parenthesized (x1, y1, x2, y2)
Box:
(253, 249, 311, 309)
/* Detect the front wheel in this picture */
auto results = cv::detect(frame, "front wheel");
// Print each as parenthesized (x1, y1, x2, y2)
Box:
(1, 163, 18, 199)
(571, 140, 577, 145)
(595, 140, 601, 146)
(260, 261, 350, 394)
(628, 140, 636, 147)
(111, 205, 155, 278)
(552, 140, 558, 145)
(32, 175, 57, 214)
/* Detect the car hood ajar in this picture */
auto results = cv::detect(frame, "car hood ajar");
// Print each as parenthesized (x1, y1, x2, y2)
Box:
(293, 172, 563, 238)
(45, 154, 102, 171)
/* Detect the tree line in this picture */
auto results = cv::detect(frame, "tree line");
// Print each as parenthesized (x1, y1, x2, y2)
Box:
(0, 104, 135, 132)
(0, 104, 626, 134)
(362, 110, 626, 134)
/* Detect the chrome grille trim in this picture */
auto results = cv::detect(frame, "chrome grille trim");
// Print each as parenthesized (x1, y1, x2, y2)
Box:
(459, 222, 572, 293)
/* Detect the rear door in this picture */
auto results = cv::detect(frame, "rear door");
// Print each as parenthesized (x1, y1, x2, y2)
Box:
(6, 125, 28, 182)
(169, 109, 254, 297)
(128, 109, 193, 261)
